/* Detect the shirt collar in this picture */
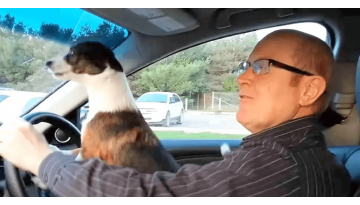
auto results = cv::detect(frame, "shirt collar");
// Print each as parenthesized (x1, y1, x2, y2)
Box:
(242, 115, 322, 143)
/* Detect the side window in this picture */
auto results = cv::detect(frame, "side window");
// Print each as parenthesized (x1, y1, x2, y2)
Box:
(126, 22, 328, 140)
(176, 95, 182, 102)
(172, 94, 179, 102)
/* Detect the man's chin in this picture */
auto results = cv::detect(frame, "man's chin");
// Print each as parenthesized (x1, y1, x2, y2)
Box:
(236, 111, 255, 133)
(236, 111, 247, 126)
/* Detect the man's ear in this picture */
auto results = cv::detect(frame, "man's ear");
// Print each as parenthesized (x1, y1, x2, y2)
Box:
(299, 76, 326, 107)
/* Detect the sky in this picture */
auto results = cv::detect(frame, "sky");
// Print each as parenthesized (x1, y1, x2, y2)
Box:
(0, 8, 128, 35)
(255, 22, 327, 42)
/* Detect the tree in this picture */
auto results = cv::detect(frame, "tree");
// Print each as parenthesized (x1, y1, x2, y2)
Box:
(73, 21, 128, 49)
(0, 14, 15, 31)
(205, 33, 258, 91)
(138, 59, 210, 96)
(128, 70, 145, 97)
(14, 21, 26, 34)
(222, 75, 238, 92)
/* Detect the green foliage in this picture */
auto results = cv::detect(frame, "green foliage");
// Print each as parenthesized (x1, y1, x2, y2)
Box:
(128, 70, 144, 97)
(138, 59, 210, 95)
(222, 75, 238, 92)
(206, 33, 258, 91)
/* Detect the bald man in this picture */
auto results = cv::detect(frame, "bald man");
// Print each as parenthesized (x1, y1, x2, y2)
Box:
(0, 29, 352, 197)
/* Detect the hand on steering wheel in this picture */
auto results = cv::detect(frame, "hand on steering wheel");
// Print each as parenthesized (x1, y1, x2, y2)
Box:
(0, 112, 81, 197)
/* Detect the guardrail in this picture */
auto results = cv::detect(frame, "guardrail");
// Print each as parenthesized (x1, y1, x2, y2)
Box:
(184, 91, 238, 111)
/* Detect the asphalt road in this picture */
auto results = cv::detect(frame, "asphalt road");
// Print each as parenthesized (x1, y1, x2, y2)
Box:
(150, 111, 251, 135)
(80, 110, 251, 135)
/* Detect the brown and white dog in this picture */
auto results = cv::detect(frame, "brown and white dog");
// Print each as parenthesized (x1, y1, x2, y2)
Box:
(45, 41, 179, 174)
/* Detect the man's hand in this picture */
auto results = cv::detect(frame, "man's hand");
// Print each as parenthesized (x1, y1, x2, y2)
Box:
(0, 117, 53, 176)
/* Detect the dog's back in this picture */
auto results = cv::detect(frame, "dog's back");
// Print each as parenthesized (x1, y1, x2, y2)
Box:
(81, 110, 179, 173)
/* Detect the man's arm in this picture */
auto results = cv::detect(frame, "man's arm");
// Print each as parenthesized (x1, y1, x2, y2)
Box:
(38, 149, 301, 197)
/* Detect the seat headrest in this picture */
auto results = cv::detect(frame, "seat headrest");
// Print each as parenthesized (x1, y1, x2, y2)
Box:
(322, 61, 358, 146)
(356, 56, 360, 119)
(330, 62, 356, 116)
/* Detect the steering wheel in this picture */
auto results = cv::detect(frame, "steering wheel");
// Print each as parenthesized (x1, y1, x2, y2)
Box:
(3, 112, 81, 197)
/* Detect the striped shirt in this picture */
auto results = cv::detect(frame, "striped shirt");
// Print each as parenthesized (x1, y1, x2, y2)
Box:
(38, 116, 352, 197)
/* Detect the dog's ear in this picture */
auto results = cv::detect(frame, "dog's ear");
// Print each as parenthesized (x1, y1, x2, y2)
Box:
(107, 51, 123, 72)
(125, 128, 143, 143)
(73, 67, 84, 74)
(72, 65, 104, 75)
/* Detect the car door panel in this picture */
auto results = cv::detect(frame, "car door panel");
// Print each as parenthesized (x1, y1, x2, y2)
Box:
(161, 139, 241, 166)
(161, 138, 360, 182)
(172, 94, 181, 117)
(175, 155, 223, 166)
(175, 95, 182, 117)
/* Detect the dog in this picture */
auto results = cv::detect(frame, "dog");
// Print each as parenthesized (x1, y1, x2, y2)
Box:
(44, 41, 179, 174)
(220, 143, 232, 157)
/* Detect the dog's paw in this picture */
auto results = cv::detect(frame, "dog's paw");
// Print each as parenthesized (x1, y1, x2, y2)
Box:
(75, 153, 83, 161)
(31, 176, 48, 190)
(220, 143, 232, 157)
(48, 144, 77, 156)
(48, 144, 61, 152)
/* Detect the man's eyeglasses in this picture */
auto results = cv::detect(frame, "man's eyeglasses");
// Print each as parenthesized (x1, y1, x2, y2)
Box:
(232, 59, 314, 77)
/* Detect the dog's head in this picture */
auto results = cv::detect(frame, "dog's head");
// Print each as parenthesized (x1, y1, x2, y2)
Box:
(46, 41, 123, 85)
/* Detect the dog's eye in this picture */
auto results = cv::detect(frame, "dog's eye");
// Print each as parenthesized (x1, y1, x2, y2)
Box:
(69, 50, 74, 56)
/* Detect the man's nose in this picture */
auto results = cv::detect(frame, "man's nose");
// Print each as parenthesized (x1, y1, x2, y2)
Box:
(236, 68, 253, 86)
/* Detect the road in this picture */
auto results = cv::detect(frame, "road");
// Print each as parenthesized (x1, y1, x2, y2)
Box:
(150, 111, 251, 135)
(80, 110, 251, 135)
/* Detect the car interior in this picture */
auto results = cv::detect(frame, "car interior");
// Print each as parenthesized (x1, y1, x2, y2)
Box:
(0, 8, 360, 197)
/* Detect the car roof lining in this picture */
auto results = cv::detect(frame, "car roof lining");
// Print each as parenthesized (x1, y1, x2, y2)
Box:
(83, 8, 200, 37)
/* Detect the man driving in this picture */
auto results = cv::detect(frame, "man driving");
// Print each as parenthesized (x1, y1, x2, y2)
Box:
(0, 29, 352, 197)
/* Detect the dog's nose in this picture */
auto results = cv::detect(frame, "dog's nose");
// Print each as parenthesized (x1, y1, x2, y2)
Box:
(46, 61, 53, 67)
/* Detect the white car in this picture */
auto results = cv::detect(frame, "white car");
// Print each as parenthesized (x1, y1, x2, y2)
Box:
(135, 92, 184, 127)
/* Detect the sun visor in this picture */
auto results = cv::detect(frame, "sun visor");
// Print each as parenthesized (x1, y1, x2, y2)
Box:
(83, 8, 199, 36)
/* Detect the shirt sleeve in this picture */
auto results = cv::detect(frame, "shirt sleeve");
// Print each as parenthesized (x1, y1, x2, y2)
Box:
(38, 148, 301, 197)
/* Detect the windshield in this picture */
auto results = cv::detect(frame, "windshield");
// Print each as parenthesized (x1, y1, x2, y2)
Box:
(0, 95, 8, 103)
(0, 8, 129, 121)
(136, 93, 168, 103)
